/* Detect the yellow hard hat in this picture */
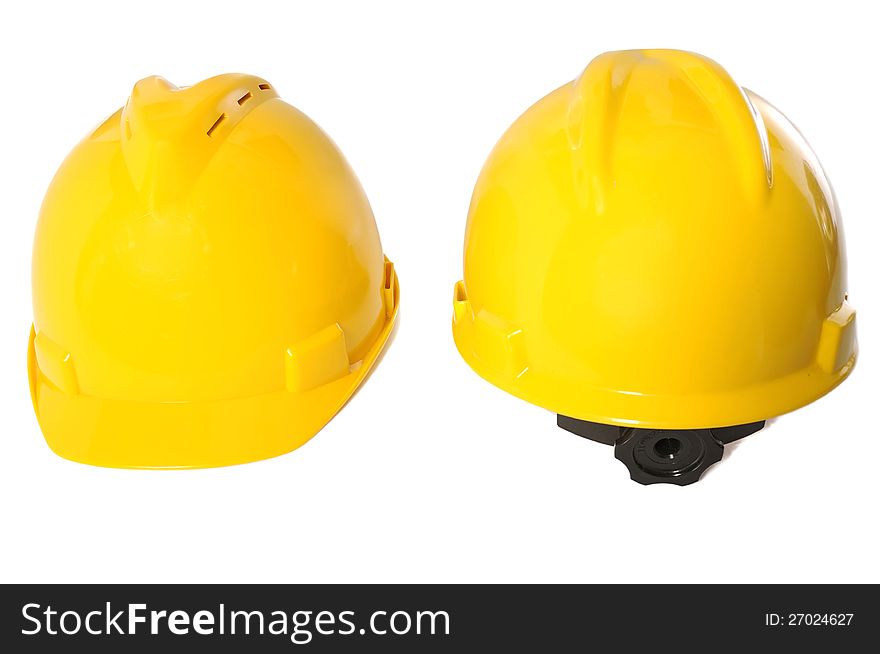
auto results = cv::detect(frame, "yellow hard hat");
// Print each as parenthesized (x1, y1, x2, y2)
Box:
(452, 50, 857, 484)
(29, 73, 399, 469)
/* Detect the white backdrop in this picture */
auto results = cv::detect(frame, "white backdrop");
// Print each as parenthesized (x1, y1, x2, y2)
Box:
(1, 0, 877, 583)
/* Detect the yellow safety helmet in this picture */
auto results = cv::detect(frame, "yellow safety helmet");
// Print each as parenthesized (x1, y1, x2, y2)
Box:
(29, 73, 399, 469)
(452, 50, 856, 484)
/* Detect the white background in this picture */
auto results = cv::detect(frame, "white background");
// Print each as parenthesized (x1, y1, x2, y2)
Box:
(1, 0, 877, 583)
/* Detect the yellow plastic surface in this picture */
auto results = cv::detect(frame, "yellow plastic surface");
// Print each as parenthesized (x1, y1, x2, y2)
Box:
(453, 50, 856, 429)
(29, 73, 399, 468)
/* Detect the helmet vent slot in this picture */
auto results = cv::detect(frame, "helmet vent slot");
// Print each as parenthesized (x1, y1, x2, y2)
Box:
(237, 92, 252, 106)
(206, 113, 226, 137)
(258, 83, 271, 91)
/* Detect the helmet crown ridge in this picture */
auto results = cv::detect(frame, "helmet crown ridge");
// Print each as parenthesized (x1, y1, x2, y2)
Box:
(566, 49, 773, 212)
(120, 73, 278, 205)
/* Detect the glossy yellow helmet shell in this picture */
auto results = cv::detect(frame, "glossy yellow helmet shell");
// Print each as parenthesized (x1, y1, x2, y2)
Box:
(453, 50, 856, 430)
(29, 73, 399, 468)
